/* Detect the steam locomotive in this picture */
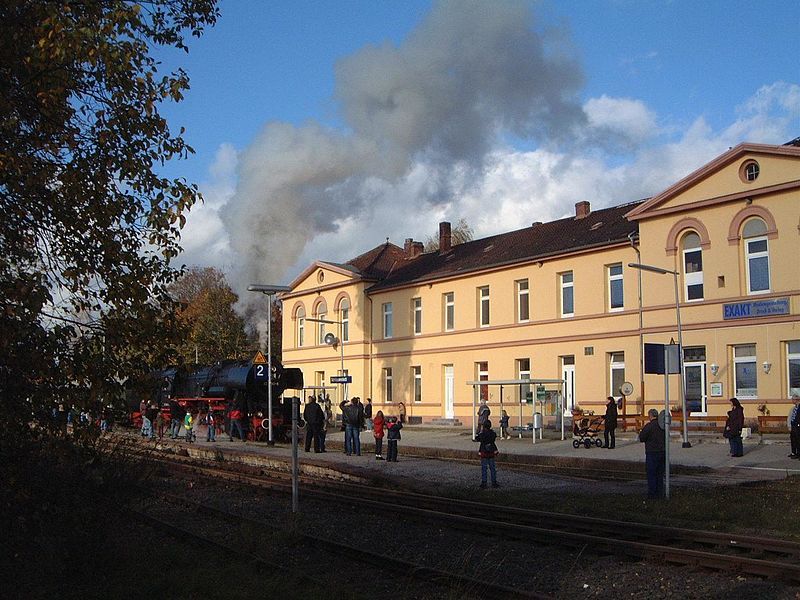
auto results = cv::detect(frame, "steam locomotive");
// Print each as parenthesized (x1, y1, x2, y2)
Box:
(132, 359, 303, 442)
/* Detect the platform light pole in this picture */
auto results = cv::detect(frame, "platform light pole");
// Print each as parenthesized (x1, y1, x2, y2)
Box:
(628, 263, 691, 448)
(248, 284, 292, 445)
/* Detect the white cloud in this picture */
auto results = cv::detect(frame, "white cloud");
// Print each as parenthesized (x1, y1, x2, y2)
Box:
(584, 95, 659, 145)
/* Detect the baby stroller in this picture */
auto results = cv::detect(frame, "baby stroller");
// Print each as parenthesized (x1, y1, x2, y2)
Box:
(572, 415, 604, 448)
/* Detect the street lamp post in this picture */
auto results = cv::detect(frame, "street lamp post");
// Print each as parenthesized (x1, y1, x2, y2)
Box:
(248, 284, 292, 445)
(628, 263, 691, 448)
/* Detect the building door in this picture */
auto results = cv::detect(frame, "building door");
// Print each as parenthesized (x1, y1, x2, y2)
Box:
(444, 365, 454, 419)
(684, 362, 707, 414)
(562, 356, 575, 412)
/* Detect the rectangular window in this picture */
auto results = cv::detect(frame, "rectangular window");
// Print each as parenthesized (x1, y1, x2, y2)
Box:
(561, 272, 574, 317)
(517, 279, 530, 322)
(684, 249, 704, 301)
(608, 264, 623, 311)
(746, 237, 770, 294)
(341, 307, 349, 342)
(734, 344, 757, 398)
(412, 366, 422, 402)
(609, 352, 625, 397)
(476, 361, 489, 402)
(382, 302, 393, 338)
(413, 297, 422, 335)
(383, 368, 393, 403)
(317, 311, 327, 345)
(314, 371, 325, 387)
(297, 316, 305, 347)
(517, 358, 531, 403)
(788, 341, 800, 397)
(444, 292, 455, 331)
(478, 286, 490, 327)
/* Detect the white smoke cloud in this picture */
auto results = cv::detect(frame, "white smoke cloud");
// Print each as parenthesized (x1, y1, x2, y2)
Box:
(179, 0, 799, 321)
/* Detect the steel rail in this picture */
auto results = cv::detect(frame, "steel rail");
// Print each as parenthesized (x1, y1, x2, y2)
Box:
(154, 454, 800, 583)
(139, 487, 553, 600)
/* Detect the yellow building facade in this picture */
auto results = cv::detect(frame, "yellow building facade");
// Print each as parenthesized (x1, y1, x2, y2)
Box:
(281, 142, 800, 424)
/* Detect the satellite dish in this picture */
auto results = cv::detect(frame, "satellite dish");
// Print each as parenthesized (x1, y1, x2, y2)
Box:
(323, 332, 338, 346)
(619, 381, 634, 397)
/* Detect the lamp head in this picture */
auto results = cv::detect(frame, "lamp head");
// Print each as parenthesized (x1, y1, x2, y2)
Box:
(710, 363, 719, 377)
(762, 361, 771, 374)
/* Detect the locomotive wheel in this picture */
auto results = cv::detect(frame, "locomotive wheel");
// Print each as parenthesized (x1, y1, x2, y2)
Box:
(595, 438, 603, 447)
(584, 439, 592, 449)
(572, 439, 580, 448)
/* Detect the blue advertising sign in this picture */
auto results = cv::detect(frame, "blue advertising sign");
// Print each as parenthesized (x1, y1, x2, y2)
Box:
(723, 298, 789, 320)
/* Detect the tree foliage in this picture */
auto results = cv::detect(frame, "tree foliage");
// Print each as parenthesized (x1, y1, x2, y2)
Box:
(0, 0, 218, 432)
(170, 267, 257, 364)
(424, 218, 475, 252)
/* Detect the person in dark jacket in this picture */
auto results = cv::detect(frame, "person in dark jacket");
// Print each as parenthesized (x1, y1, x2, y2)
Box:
(639, 409, 665, 499)
(303, 396, 325, 453)
(603, 396, 619, 449)
(343, 397, 365, 456)
(724, 397, 745, 457)
(386, 415, 403, 462)
(475, 419, 500, 489)
(169, 399, 183, 439)
(788, 395, 800, 459)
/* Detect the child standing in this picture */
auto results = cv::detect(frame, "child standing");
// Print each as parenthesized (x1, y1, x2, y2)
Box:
(475, 419, 500, 489)
(184, 411, 194, 443)
(373, 410, 385, 460)
(386, 415, 403, 462)
(500, 410, 511, 439)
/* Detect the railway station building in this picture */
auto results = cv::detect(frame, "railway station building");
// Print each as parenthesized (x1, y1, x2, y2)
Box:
(280, 141, 800, 424)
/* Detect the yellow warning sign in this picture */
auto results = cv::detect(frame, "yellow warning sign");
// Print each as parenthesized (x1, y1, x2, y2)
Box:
(252, 350, 267, 365)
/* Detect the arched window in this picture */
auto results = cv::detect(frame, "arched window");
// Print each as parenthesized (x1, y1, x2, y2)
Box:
(338, 298, 350, 342)
(743, 218, 770, 294)
(315, 300, 328, 344)
(682, 231, 703, 301)
(296, 307, 305, 348)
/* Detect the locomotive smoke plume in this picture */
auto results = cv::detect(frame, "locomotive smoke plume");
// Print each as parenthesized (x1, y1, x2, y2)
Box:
(222, 0, 586, 314)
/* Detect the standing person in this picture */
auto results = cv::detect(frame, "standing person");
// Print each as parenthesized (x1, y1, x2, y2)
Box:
(724, 397, 745, 457)
(603, 396, 618, 449)
(364, 398, 373, 431)
(499, 410, 511, 440)
(373, 410, 385, 460)
(184, 410, 194, 443)
(477, 399, 491, 436)
(303, 396, 325, 453)
(343, 397, 364, 456)
(386, 415, 403, 462)
(229, 397, 245, 442)
(154, 406, 165, 440)
(169, 399, 182, 440)
(638, 409, 665, 499)
(145, 403, 158, 440)
(205, 404, 216, 442)
(788, 395, 800, 459)
(475, 419, 500, 489)
(139, 399, 148, 437)
(398, 401, 407, 424)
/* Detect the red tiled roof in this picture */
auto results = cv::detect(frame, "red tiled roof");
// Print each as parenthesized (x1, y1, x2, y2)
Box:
(366, 201, 644, 292)
(342, 242, 406, 280)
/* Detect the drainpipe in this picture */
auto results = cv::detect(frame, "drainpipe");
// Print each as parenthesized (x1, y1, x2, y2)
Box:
(629, 231, 645, 416)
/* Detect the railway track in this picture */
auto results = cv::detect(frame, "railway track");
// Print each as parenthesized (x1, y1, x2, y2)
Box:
(149, 452, 800, 584)
(135, 487, 551, 600)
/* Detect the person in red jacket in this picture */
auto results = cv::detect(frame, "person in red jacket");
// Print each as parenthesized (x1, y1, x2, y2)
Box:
(372, 410, 385, 460)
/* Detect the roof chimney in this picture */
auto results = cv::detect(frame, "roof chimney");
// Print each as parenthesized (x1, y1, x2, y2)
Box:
(439, 221, 452, 252)
(575, 201, 590, 219)
(404, 238, 424, 259)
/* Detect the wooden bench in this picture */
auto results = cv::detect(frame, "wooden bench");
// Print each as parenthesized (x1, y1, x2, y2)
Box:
(757, 415, 789, 434)
(670, 415, 727, 432)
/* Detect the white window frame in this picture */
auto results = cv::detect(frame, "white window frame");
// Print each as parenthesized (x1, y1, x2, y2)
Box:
(608, 264, 623, 312)
(413, 297, 422, 335)
(383, 367, 393, 403)
(517, 358, 531, 403)
(412, 366, 422, 402)
(297, 309, 305, 348)
(339, 299, 350, 342)
(745, 235, 771, 295)
(788, 341, 800, 398)
(444, 292, 455, 331)
(517, 279, 529, 322)
(733, 344, 758, 399)
(316, 302, 327, 345)
(476, 361, 489, 402)
(609, 352, 625, 397)
(478, 286, 490, 327)
(382, 302, 393, 339)
(561, 272, 574, 318)
(682, 232, 703, 302)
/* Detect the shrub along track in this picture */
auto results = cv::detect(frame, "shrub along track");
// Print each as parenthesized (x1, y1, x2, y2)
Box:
(145, 451, 800, 586)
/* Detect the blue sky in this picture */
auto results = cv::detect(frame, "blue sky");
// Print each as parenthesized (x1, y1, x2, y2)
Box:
(157, 0, 800, 297)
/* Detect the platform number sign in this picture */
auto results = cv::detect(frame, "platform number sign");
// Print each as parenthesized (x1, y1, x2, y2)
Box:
(252, 351, 269, 382)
